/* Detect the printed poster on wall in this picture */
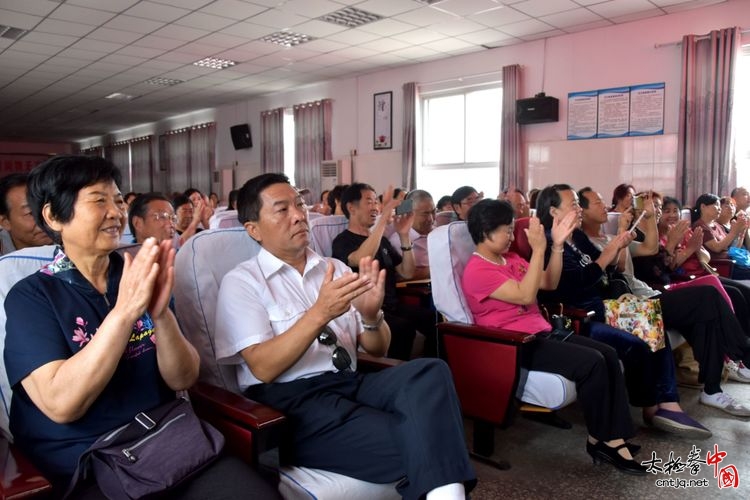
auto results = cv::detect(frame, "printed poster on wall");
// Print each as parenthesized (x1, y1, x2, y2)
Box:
(629, 82, 665, 136)
(597, 87, 630, 138)
(567, 90, 598, 140)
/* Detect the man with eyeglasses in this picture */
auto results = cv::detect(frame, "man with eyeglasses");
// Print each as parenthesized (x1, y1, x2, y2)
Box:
(388, 189, 435, 280)
(450, 185, 483, 221)
(128, 193, 178, 246)
(214, 173, 475, 500)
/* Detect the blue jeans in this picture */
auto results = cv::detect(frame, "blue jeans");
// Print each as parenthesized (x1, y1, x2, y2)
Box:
(588, 322, 679, 407)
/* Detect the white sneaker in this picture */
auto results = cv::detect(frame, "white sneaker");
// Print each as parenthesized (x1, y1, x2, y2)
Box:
(725, 361, 750, 383)
(700, 391, 750, 417)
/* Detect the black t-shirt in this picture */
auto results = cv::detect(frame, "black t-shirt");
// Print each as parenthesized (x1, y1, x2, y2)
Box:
(331, 230, 402, 311)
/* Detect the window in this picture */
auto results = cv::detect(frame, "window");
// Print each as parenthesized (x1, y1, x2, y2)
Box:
(418, 84, 502, 200)
(734, 45, 750, 188)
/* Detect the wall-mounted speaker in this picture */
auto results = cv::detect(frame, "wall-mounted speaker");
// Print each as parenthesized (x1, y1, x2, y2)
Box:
(230, 124, 252, 149)
(516, 94, 559, 124)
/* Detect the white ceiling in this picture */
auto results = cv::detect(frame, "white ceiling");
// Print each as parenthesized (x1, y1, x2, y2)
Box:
(0, 0, 726, 143)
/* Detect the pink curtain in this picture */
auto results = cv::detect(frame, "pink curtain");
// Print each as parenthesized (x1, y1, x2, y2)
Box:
(402, 82, 418, 190)
(106, 142, 131, 191)
(677, 27, 740, 204)
(130, 136, 153, 193)
(189, 123, 216, 195)
(261, 108, 285, 174)
(500, 64, 524, 192)
(294, 99, 332, 195)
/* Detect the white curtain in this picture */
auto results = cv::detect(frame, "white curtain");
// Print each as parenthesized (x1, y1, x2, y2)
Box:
(294, 99, 332, 196)
(500, 64, 524, 192)
(677, 27, 740, 204)
(261, 108, 285, 174)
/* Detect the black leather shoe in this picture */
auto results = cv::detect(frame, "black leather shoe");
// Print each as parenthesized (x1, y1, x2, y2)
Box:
(586, 441, 647, 475)
(586, 440, 640, 457)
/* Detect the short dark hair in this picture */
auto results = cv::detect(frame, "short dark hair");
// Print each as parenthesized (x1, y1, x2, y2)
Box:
(450, 186, 478, 207)
(731, 187, 747, 198)
(577, 187, 595, 209)
(184, 188, 202, 198)
(436, 195, 452, 211)
(467, 199, 514, 245)
(611, 183, 634, 209)
(537, 184, 572, 230)
(340, 183, 375, 219)
(228, 189, 239, 210)
(237, 173, 290, 223)
(0, 173, 29, 216)
(327, 184, 348, 214)
(27, 155, 122, 245)
(172, 194, 192, 211)
(128, 192, 170, 236)
(692, 193, 720, 223)
(662, 196, 681, 211)
(124, 191, 137, 204)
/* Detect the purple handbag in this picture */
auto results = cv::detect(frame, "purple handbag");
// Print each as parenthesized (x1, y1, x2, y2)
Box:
(66, 397, 224, 499)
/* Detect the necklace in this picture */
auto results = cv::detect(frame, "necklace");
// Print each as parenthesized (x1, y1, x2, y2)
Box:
(473, 251, 505, 266)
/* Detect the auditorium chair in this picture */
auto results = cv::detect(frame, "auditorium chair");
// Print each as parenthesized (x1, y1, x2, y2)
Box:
(174, 227, 401, 499)
(427, 221, 577, 469)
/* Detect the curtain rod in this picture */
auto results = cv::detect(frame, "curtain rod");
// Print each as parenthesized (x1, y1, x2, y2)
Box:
(654, 27, 748, 48)
(419, 70, 502, 88)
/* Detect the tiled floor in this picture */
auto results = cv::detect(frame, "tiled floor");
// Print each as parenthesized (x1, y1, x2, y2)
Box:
(469, 381, 750, 499)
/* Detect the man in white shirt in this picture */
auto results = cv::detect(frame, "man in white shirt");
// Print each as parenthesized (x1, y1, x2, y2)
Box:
(388, 189, 435, 280)
(214, 173, 475, 500)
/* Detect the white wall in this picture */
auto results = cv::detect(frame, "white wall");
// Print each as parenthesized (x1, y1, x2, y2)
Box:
(89, 0, 750, 198)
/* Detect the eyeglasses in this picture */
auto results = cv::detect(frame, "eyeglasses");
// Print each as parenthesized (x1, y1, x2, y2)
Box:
(150, 211, 177, 224)
(317, 326, 352, 371)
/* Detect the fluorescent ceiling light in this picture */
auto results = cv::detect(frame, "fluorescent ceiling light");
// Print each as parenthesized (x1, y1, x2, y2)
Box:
(104, 92, 134, 100)
(193, 57, 236, 69)
(259, 31, 314, 47)
(145, 77, 184, 86)
(318, 7, 383, 28)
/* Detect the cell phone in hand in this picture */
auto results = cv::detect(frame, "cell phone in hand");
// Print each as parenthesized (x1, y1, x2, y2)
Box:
(633, 195, 645, 211)
(395, 198, 413, 216)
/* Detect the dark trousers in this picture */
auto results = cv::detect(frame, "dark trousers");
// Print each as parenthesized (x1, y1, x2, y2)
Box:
(68, 455, 280, 499)
(383, 301, 438, 360)
(587, 321, 679, 407)
(660, 285, 750, 394)
(720, 276, 750, 335)
(245, 359, 476, 500)
(525, 334, 635, 441)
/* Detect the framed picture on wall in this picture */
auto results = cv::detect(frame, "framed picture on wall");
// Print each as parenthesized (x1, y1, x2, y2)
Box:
(374, 91, 392, 150)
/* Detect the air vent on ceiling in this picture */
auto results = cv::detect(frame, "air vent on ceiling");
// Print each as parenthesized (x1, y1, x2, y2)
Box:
(318, 7, 383, 28)
(259, 31, 314, 47)
(0, 25, 28, 40)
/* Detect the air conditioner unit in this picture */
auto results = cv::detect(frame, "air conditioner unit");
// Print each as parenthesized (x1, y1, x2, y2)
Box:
(320, 159, 352, 191)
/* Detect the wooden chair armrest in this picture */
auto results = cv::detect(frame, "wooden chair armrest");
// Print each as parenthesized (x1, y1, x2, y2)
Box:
(438, 322, 537, 345)
(356, 352, 403, 371)
(0, 436, 52, 500)
(710, 258, 734, 278)
(188, 382, 286, 431)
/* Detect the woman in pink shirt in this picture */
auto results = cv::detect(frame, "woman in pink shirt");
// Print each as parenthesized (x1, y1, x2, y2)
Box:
(462, 199, 646, 475)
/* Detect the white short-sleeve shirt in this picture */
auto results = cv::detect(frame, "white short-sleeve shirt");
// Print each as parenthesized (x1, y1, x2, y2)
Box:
(215, 246, 361, 390)
(388, 227, 429, 268)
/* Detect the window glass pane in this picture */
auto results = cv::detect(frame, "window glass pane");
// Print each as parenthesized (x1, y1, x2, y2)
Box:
(465, 88, 502, 163)
(417, 166, 499, 204)
(423, 94, 464, 165)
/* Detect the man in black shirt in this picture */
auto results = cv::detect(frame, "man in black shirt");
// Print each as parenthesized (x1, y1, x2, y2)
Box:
(332, 183, 437, 359)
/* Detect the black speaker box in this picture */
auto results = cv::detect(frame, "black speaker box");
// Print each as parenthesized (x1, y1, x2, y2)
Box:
(516, 95, 559, 124)
(230, 124, 252, 149)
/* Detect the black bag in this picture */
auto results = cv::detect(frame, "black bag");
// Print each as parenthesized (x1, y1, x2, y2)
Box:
(599, 269, 632, 300)
(66, 397, 224, 500)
